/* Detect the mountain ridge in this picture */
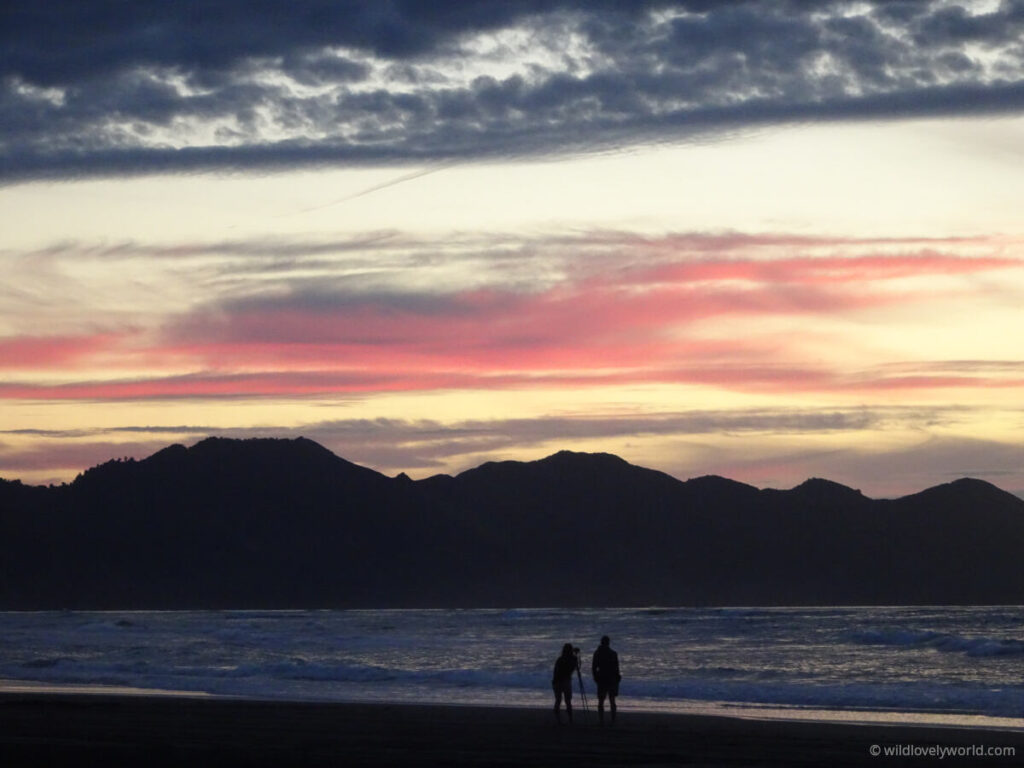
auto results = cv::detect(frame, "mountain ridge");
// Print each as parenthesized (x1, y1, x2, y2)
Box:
(1, 437, 1022, 609)
(8, 437, 1005, 502)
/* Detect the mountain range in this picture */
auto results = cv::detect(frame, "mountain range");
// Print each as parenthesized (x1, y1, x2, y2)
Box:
(2, 437, 1022, 608)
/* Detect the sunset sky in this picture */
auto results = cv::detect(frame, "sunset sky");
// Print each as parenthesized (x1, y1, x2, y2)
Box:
(3, 0, 1024, 496)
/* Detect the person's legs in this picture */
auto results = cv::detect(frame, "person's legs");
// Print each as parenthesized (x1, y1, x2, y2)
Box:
(554, 681, 573, 724)
(597, 690, 606, 725)
(608, 691, 617, 724)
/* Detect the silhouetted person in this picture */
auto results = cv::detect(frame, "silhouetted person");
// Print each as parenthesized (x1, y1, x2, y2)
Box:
(552, 642, 578, 724)
(591, 635, 620, 725)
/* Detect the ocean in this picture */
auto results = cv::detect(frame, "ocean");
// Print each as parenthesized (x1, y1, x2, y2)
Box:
(2, 606, 1022, 728)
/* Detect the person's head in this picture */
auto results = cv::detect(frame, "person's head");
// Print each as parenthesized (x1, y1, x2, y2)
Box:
(600, 635, 610, 647)
(562, 642, 574, 656)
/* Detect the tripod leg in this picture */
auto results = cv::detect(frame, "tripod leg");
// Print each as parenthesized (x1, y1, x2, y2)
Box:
(575, 667, 588, 723)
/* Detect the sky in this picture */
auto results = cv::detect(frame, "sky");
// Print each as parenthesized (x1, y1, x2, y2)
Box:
(2, 0, 1024, 497)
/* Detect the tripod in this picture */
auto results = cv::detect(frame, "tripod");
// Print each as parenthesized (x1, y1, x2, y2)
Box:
(573, 648, 589, 722)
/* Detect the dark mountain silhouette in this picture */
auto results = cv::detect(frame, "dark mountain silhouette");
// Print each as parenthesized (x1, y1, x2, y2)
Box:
(2, 437, 1023, 609)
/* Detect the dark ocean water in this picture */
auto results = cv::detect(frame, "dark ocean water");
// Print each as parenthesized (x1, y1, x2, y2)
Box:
(2, 606, 1022, 727)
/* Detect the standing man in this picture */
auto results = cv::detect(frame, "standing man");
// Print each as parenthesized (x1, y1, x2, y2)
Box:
(591, 635, 621, 726)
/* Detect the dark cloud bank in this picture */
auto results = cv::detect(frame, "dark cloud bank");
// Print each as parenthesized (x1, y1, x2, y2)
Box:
(3, 0, 1024, 180)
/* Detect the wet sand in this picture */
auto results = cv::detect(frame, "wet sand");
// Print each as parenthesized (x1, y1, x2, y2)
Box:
(1, 692, 1021, 766)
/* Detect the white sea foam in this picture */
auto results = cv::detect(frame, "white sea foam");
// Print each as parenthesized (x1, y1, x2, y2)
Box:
(851, 628, 1024, 657)
(2, 607, 1023, 723)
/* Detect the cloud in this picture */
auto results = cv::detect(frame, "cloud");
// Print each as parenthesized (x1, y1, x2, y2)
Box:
(634, 251, 1023, 286)
(0, 440, 170, 475)
(1, 1, 645, 85)
(2, 229, 1021, 400)
(3, 360, 1021, 402)
(0, 403, 968, 460)
(4, 1, 1024, 180)
(0, 333, 125, 369)
(152, 243, 1019, 379)
(5, 406, 1021, 497)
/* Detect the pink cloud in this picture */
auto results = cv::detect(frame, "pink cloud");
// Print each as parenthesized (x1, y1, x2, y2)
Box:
(3, 234, 1022, 402)
(0, 333, 126, 369)
(4, 360, 1022, 402)
(168, 274, 901, 360)
(149, 251, 974, 383)
(0, 371, 475, 400)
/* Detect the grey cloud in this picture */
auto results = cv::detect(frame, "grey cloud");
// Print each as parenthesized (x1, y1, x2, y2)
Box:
(12, 221, 983, 265)
(914, 1, 1024, 44)
(0, 1, 674, 87)
(0, 404, 975, 467)
(18, 232, 408, 261)
(4, 407, 922, 443)
(5, 406, 1017, 497)
(4, 1, 1024, 181)
(10, 78, 1024, 183)
(0, 440, 171, 474)
(881, 360, 1024, 372)
(280, 54, 371, 87)
(1, 426, 213, 438)
(271, 407, 1019, 491)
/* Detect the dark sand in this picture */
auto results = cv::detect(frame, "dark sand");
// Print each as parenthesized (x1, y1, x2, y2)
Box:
(1, 693, 1022, 767)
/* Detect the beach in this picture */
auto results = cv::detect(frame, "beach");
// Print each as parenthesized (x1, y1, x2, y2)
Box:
(1, 693, 1021, 767)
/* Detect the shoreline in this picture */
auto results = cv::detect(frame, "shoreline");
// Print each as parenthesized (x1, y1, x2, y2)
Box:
(1, 691, 1022, 766)
(4, 679, 1024, 733)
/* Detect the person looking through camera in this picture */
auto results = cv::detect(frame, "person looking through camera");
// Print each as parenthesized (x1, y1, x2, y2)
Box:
(552, 642, 579, 724)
